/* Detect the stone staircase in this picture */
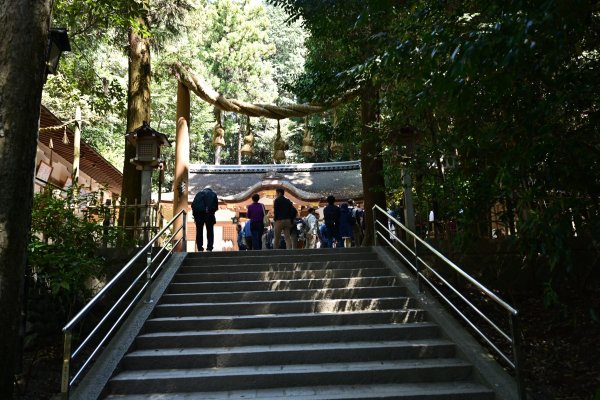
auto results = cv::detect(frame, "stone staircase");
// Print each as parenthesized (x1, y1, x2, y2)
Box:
(102, 247, 495, 399)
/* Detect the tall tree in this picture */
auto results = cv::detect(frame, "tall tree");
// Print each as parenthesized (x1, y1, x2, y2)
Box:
(0, 1, 53, 397)
(121, 9, 151, 211)
(268, 0, 394, 243)
(194, 0, 278, 164)
(370, 0, 600, 294)
(121, 0, 193, 207)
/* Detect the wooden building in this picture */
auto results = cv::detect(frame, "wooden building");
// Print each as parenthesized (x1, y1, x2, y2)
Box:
(36, 105, 122, 198)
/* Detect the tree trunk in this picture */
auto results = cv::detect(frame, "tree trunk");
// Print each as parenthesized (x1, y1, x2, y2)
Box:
(119, 20, 151, 235)
(214, 146, 222, 165)
(360, 81, 387, 245)
(0, 1, 52, 397)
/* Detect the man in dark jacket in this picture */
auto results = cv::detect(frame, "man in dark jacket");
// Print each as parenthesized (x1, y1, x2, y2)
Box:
(323, 195, 341, 247)
(273, 187, 296, 249)
(192, 186, 218, 251)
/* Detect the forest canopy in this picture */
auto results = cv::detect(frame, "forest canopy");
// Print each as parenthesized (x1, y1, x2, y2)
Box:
(44, 0, 600, 295)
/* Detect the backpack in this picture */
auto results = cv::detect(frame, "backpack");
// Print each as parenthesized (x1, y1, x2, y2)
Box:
(295, 218, 308, 237)
(287, 198, 298, 219)
(350, 207, 362, 225)
(193, 189, 217, 213)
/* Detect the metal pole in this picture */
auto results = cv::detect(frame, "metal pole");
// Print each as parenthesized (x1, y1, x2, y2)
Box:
(414, 236, 422, 293)
(510, 312, 527, 400)
(373, 207, 378, 246)
(145, 250, 153, 303)
(182, 211, 188, 251)
(140, 168, 153, 244)
(60, 331, 72, 398)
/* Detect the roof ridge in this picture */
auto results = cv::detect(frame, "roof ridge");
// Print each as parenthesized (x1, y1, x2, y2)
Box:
(189, 161, 361, 174)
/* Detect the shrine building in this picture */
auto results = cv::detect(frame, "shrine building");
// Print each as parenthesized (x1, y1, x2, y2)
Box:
(158, 161, 363, 251)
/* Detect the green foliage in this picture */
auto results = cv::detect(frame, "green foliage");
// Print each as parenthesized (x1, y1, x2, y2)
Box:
(269, 0, 600, 294)
(45, 0, 314, 170)
(28, 189, 125, 305)
(386, 0, 600, 291)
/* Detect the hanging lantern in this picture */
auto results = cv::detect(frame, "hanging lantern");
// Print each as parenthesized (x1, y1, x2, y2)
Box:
(330, 140, 343, 153)
(212, 108, 226, 148)
(301, 117, 315, 157)
(330, 109, 343, 153)
(241, 116, 254, 157)
(62, 126, 70, 144)
(273, 120, 286, 162)
(212, 124, 225, 147)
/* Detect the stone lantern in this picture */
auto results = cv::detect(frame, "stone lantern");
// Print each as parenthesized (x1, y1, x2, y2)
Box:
(126, 121, 171, 241)
(126, 121, 170, 170)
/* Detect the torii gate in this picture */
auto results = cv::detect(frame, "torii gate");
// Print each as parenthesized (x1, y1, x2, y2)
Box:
(169, 62, 357, 250)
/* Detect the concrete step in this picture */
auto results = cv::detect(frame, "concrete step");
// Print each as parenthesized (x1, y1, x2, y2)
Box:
(185, 247, 375, 260)
(161, 286, 407, 303)
(179, 259, 383, 274)
(153, 297, 417, 317)
(167, 276, 399, 293)
(104, 381, 494, 399)
(172, 268, 392, 283)
(144, 310, 428, 332)
(107, 359, 474, 394)
(123, 339, 456, 370)
(101, 248, 496, 400)
(183, 252, 379, 266)
(136, 322, 440, 349)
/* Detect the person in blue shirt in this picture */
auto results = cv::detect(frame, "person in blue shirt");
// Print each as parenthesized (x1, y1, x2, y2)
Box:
(242, 221, 253, 250)
(236, 223, 246, 250)
(319, 223, 331, 248)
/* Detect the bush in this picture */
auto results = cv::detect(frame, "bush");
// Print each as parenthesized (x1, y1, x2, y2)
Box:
(27, 188, 127, 322)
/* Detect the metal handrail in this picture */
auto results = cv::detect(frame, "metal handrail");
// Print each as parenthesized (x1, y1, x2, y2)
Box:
(60, 210, 187, 397)
(372, 204, 525, 399)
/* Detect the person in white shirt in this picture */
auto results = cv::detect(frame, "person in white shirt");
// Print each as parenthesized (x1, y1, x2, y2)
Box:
(304, 207, 319, 249)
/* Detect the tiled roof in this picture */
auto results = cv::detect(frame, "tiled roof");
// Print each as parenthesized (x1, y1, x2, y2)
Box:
(186, 161, 363, 202)
(39, 105, 122, 193)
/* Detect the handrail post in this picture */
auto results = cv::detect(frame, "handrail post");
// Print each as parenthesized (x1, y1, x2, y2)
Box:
(182, 211, 187, 251)
(510, 312, 527, 399)
(144, 248, 153, 303)
(373, 207, 378, 246)
(60, 331, 72, 398)
(414, 236, 423, 293)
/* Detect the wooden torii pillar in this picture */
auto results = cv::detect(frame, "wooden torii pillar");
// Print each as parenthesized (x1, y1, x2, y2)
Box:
(173, 81, 190, 251)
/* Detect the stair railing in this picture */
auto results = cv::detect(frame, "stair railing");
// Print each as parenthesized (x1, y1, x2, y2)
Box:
(59, 210, 187, 398)
(372, 204, 526, 399)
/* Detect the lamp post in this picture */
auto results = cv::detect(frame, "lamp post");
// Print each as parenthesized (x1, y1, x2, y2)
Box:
(45, 28, 71, 80)
(126, 122, 171, 243)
